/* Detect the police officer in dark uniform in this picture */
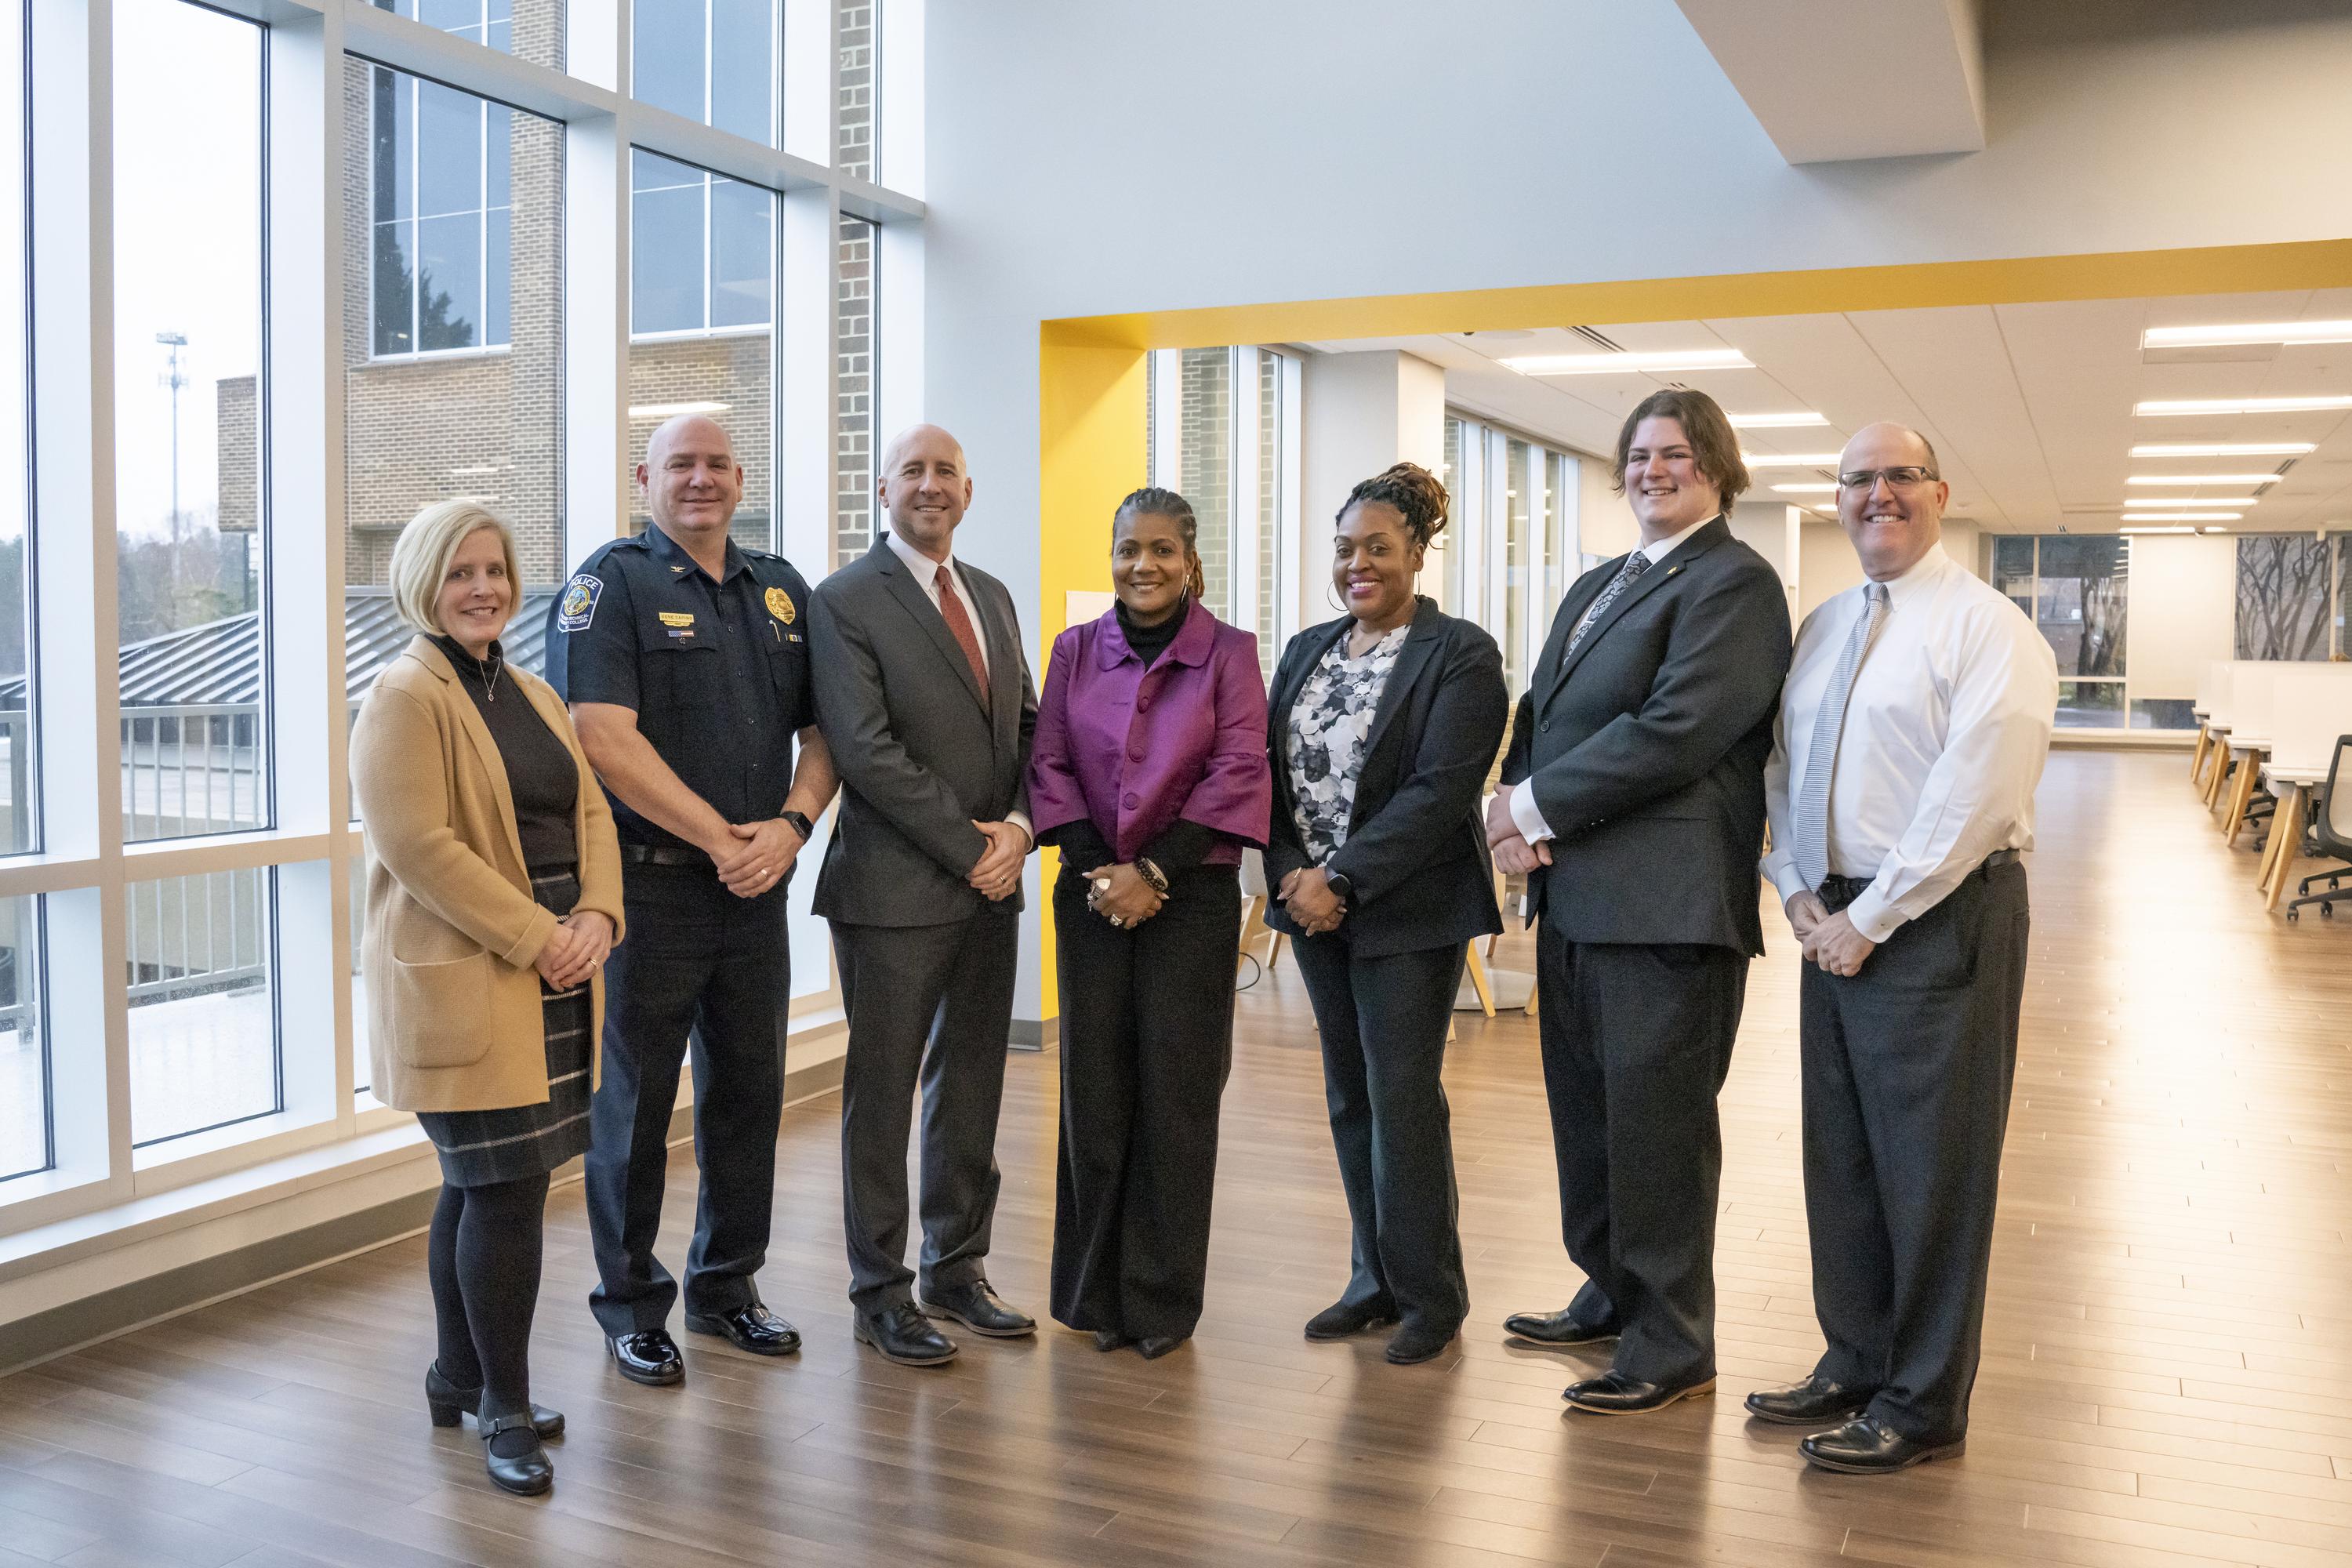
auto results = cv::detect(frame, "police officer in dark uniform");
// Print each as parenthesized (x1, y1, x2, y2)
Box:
(543, 413, 837, 1387)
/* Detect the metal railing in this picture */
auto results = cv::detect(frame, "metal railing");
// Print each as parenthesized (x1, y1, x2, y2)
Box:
(118, 703, 270, 1004)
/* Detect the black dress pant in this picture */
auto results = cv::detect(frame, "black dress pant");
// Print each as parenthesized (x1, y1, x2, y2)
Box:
(586, 863, 789, 1337)
(1050, 865, 1240, 1339)
(833, 909, 1020, 1315)
(1536, 925, 1747, 1388)
(1803, 861, 2030, 1443)
(1290, 932, 1468, 1335)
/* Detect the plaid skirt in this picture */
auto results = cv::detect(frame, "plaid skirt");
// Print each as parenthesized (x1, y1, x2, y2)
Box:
(416, 869, 595, 1188)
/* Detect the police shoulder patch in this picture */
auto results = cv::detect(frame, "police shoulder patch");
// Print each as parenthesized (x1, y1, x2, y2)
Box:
(557, 573, 604, 632)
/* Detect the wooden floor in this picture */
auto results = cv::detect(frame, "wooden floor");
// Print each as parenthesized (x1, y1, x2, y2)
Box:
(5, 748, 2351, 1567)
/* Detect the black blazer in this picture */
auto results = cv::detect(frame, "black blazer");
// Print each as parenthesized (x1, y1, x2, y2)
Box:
(807, 535, 1038, 927)
(1265, 598, 1508, 959)
(1501, 516, 1791, 956)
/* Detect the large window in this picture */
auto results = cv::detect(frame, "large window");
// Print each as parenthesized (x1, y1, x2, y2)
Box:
(2234, 534, 2334, 662)
(1145, 347, 1298, 663)
(1995, 535, 2135, 729)
(0, 0, 31, 860)
(375, 0, 560, 70)
(370, 71, 513, 357)
(114, 0, 267, 842)
(838, 0, 876, 180)
(634, 0, 775, 143)
(0, 894, 45, 1183)
(127, 869, 278, 1148)
(1440, 412, 1584, 705)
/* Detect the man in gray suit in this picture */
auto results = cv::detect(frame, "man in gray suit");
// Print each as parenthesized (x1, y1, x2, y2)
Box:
(808, 423, 1039, 1367)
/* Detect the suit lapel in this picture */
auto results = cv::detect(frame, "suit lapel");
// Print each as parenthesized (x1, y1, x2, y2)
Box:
(1535, 568, 1611, 717)
(874, 538, 989, 713)
(967, 567, 1022, 751)
(1550, 517, 1731, 695)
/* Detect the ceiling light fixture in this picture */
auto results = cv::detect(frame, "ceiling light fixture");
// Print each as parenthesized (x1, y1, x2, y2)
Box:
(1498, 349, 1752, 376)
(1740, 452, 1843, 468)
(2143, 320, 2352, 349)
(1728, 411, 1830, 430)
(1771, 483, 1839, 494)
(2124, 474, 2283, 486)
(2118, 525, 2198, 535)
(2124, 494, 2261, 506)
(2135, 395, 2352, 416)
(2129, 441, 2314, 458)
(2118, 511, 2242, 522)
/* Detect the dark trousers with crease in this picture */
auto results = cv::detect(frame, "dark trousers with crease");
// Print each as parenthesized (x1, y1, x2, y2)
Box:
(1050, 865, 1240, 1340)
(833, 911, 1020, 1316)
(1290, 932, 1469, 1335)
(1803, 860, 2029, 1443)
(1536, 925, 1746, 1388)
(586, 863, 788, 1338)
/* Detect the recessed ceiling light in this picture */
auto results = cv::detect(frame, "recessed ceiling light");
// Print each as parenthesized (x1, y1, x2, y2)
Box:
(1771, 483, 1839, 494)
(628, 400, 732, 418)
(1728, 411, 1829, 429)
(2119, 525, 2199, 534)
(2143, 320, 2352, 349)
(2135, 395, 2352, 416)
(2119, 511, 2242, 521)
(2124, 494, 2261, 506)
(2130, 441, 2315, 457)
(1499, 349, 1751, 376)
(1740, 452, 1843, 468)
(2125, 474, 2283, 486)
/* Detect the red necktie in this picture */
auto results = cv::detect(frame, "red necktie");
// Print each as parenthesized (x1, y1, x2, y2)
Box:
(935, 564, 992, 710)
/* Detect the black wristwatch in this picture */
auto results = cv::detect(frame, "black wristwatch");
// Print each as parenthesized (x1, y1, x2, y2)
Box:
(1324, 869, 1355, 902)
(779, 810, 815, 842)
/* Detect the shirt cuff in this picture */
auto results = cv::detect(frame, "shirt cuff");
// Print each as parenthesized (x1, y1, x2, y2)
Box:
(1842, 887, 1904, 945)
(1508, 783, 1555, 846)
(1004, 811, 1033, 849)
(1765, 858, 1811, 908)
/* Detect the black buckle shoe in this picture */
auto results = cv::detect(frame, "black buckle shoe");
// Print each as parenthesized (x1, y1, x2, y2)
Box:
(685, 1302, 803, 1356)
(1134, 1334, 1188, 1361)
(856, 1302, 960, 1366)
(920, 1279, 1036, 1338)
(1563, 1368, 1717, 1414)
(1504, 1306, 1621, 1348)
(1385, 1323, 1459, 1365)
(1799, 1414, 1965, 1475)
(424, 1362, 564, 1438)
(606, 1328, 685, 1386)
(1744, 1375, 1871, 1427)
(479, 1410, 554, 1496)
(1304, 1298, 1398, 1341)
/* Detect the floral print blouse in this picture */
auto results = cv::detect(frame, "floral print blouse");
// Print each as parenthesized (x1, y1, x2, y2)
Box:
(1285, 622, 1410, 864)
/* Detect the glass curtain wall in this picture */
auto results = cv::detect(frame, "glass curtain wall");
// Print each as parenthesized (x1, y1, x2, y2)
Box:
(1143, 347, 1297, 659)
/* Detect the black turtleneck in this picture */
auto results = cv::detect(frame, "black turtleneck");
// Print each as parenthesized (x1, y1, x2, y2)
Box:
(1116, 595, 1185, 668)
(434, 635, 579, 873)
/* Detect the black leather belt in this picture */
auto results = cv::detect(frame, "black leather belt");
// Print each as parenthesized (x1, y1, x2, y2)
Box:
(1819, 848, 2020, 905)
(618, 843, 706, 867)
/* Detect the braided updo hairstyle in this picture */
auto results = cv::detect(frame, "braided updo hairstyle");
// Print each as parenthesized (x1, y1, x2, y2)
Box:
(1114, 485, 1207, 599)
(1338, 462, 1450, 548)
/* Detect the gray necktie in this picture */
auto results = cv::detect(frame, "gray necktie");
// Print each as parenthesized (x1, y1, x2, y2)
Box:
(1566, 552, 1652, 661)
(1795, 582, 1891, 891)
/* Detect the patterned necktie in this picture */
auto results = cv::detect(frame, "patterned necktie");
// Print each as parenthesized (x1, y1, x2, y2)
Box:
(935, 564, 992, 711)
(1566, 551, 1653, 662)
(1795, 582, 1891, 890)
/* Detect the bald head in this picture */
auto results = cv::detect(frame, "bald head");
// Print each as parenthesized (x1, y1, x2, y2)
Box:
(1835, 422, 1948, 583)
(880, 423, 974, 561)
(646, 412, 735, 470)
(637, 413, 744, 548)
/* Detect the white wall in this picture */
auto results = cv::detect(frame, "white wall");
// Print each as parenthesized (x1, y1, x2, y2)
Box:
(1577, 456, 1639, 563)
(1299, 350, 1446, 636)
(1798, 521, 1868, 622)
(2126, 532, 2238, 702)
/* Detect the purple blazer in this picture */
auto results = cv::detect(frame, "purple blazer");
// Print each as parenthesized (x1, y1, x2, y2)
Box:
(1026, 598, 1272, 866)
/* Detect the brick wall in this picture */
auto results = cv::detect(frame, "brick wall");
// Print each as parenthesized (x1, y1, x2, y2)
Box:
(625, 334, 774, 554)
(217, 378, 256, 534)
(1178, 347, 1231, 616)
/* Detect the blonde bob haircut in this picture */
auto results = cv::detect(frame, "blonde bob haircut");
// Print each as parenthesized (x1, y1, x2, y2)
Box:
(388, 499, 524, 637)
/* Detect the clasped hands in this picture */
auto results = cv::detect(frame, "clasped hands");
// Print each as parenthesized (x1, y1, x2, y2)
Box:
(1484, 784, 1552, 877)
(709, 815, 808, 898)
(1088, 862, 1163, 927)
(1277, 867, 1346, 935)
(534, 909, 615, 990)
(1784, 891, 1876, 978)
(967, 819, 1029, 901)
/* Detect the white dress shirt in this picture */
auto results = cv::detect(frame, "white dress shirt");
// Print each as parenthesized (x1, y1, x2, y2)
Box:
(1510, 514, 1717, 847)
(1762, 546, 2057, 943)
(883, 528, 1029, 842)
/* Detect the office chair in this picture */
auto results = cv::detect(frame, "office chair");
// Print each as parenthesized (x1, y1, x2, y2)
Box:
(2285, 735, 2352, 922)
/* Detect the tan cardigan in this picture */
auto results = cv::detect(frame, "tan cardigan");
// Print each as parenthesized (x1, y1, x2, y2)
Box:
(351, 637, 626, 1113)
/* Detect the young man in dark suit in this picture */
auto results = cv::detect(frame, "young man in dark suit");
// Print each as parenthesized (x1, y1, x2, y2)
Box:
(808, 424, 1040, 1367)
(1487, 389, 1792, 1415)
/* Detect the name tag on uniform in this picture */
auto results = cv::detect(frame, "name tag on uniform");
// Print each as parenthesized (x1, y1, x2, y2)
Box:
(658, 612, 695, 628)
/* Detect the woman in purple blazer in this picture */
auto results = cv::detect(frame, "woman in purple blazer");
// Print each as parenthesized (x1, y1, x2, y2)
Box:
(1025, 486, 1272, 1360)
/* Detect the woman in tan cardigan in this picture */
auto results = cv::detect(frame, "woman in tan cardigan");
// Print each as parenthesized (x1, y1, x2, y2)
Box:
(352, 500, 623, 1497)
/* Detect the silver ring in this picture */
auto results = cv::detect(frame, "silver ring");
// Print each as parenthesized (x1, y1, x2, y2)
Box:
(1107, 913, 1124, 927)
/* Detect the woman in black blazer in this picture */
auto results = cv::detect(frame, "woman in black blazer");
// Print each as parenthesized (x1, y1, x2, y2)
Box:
(1266, 463, 1508, 1364)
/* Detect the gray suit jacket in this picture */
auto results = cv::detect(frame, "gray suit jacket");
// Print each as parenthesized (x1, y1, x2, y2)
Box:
(808, 535, 1037, 926)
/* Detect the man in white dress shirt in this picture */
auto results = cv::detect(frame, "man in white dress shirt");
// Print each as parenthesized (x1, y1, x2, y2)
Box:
(1748, 422, 2056, 1474)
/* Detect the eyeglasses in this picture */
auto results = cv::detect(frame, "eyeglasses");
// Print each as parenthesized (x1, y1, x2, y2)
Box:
(1837, 466, 1940, 490)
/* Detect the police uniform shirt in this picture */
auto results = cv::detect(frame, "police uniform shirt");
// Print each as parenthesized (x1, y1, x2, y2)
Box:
(543, 523, 815, 852)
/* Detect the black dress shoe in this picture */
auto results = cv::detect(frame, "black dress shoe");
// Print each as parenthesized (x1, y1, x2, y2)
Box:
(685, 1302, 803, 1356)
(425, 1362, 564, 1439)
(1092, 1329, 1132, 1352)
(921, 1279, 1036, 1338)
(856, 1302, 960, 1367)
(606, 1329, 685, 1386)
(1799, 1414, 1964, 1475)
(1304, 1298, 1397, 1341)
(1134, 1334, 1187, 1361)
(478, 1410, 554, 1496)
(1385, 1323, 1458, 1365)
(1504, 1306, 1621, 1347)
(1744, 1375, 1871, 1427)
(1562, 1368, 1716, 1414)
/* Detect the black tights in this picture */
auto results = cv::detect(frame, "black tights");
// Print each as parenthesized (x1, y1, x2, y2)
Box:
(427, 1174, 549, 1455)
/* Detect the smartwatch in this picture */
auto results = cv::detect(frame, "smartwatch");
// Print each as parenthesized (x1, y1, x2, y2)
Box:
(1324, 869, 1355, 902)
(780, 810, 815, 842)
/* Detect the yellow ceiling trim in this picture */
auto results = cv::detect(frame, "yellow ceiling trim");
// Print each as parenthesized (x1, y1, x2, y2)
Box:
(1041, 239, 2352, 350)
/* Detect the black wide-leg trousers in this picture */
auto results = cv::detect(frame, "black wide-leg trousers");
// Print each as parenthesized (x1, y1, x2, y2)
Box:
(1802, 861, 2030, 1443)
(1289, 932, 1469, 1335)
(1050, 865, 1241, 1340)
(1536, 926, 1747, 1388)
